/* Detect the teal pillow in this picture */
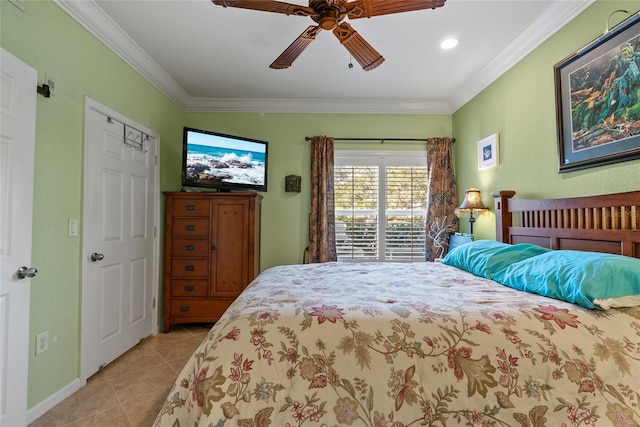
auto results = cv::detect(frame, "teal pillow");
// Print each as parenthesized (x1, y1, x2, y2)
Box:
(491, 250, 640, 309)
(442, 240, 550, 279)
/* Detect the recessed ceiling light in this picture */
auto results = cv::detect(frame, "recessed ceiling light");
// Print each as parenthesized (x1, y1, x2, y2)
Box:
(440, 38, 459, 50)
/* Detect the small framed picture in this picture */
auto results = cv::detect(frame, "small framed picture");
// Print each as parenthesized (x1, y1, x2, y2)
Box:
(477, 133, 499, 170)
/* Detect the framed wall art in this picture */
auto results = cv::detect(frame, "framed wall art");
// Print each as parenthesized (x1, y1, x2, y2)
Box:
(554, 12, 640, 172)
(477, 133, 499, 170)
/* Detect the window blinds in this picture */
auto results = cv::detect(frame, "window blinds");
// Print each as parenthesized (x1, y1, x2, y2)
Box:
(334, 151, 428, 262)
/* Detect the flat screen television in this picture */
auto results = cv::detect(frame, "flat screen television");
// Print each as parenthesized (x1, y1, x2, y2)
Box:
(182, 127, 268, 192)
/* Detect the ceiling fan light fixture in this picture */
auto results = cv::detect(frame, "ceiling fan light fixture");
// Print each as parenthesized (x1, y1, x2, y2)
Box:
(440, 38, 459, 50)
(212, 0, 448, 70)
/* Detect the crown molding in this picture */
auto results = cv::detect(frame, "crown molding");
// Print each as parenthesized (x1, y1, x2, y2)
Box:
(54, 0, 193, 109)
(448, 0, 595, 112)
(184, 97, 453, 114)
(55, 0, 594, 115)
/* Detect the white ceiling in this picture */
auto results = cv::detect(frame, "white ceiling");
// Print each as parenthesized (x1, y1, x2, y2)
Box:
(56, 0, 595, 114)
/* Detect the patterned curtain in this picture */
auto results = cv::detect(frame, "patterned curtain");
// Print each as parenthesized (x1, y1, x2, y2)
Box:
(308, 136, 337, 263)
(425, 137, 458, 261)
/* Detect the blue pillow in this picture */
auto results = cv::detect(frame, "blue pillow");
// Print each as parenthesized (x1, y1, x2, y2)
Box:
(491, 250, 640, 309)
(442, 240, 550, 279)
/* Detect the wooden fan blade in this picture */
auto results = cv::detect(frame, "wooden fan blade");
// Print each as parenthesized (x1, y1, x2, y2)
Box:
(333, 22, 383, 71)
(212, 0, 314, 16)
(270, 26, 322, 69)
(346, 0, 445, 19)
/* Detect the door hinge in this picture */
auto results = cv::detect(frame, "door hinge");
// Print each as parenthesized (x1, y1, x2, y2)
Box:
(153, 226, 157, 237)
(152, 298, 156, 309)
(154, 155, 158, 166)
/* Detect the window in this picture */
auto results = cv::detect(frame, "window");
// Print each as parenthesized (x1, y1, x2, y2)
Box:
(334, 150, 428, 262)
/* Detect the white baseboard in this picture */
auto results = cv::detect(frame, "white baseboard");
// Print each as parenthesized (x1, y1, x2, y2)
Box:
(26, 378, 81, 424)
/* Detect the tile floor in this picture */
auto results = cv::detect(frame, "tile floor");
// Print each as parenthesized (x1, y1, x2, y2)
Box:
(29, 324, 210, 427)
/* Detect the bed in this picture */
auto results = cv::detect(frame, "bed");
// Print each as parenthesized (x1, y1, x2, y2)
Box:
(154, 190, 640, 427)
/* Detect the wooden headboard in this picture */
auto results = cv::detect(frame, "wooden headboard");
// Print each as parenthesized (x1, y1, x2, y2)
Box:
(492, 190, 640, 259)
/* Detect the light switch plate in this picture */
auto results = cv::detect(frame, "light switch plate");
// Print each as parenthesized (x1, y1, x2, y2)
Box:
(68, 219, 78, 237)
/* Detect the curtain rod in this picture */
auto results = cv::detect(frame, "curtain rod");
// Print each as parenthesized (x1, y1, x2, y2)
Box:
(304, 137, 454, 143)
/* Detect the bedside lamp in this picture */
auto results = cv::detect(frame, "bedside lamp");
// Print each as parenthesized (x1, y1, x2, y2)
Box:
(456, 188, 488, 234)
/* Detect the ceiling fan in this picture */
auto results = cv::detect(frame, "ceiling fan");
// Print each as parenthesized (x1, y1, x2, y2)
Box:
(212, 0, 446, 71)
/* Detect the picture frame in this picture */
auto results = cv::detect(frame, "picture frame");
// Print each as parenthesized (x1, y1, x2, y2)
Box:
(554, 13, 640, 172)
(477, 133, 499, 170)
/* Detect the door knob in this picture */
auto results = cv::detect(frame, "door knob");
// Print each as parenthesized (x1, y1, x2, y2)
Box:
(91, 252, 105, 262)
(17, 266, 38, 279)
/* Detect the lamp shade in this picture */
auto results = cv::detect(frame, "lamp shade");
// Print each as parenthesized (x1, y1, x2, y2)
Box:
(458, 188, 487, 211)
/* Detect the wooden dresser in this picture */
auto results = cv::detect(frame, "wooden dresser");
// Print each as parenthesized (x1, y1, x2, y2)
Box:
(163, 191, 261, 332)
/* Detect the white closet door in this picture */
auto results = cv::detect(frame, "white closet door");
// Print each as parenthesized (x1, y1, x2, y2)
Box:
(82, 102, 157, 379)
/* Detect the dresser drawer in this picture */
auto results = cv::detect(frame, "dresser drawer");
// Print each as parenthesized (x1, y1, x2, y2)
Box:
(171, 199, 210, 217)
(171, 238, 210, 257)
(169, 279, 208, 297)
(171, 259, 209, 277)
(170, 299, 234, 321)
(171, 218, 209, 237)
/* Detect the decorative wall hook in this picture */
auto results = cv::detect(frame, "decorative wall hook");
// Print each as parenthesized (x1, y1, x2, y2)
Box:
(37, 83, 51, 98)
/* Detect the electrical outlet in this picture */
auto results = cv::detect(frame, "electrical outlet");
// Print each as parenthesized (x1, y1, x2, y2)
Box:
(36, 331, 49, 356)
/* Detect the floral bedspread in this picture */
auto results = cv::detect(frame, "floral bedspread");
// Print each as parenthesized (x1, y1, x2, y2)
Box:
(154, 262, 640, 427)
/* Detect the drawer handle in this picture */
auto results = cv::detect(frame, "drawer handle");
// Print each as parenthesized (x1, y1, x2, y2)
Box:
(184, 285, 195, 291)
(186, 205, 196, 211)
(179, 305, 190, 312)
(184, 265, 195, 271)
(186, 225, 195, 231)
(185, 245, 195, 251)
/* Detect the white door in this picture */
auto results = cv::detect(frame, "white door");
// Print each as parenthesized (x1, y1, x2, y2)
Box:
(82, 100, 157, 379)
(0, 48, 37, 427)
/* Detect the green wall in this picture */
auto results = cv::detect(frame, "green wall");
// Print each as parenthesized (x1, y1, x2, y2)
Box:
(453, 0, 640, 241)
